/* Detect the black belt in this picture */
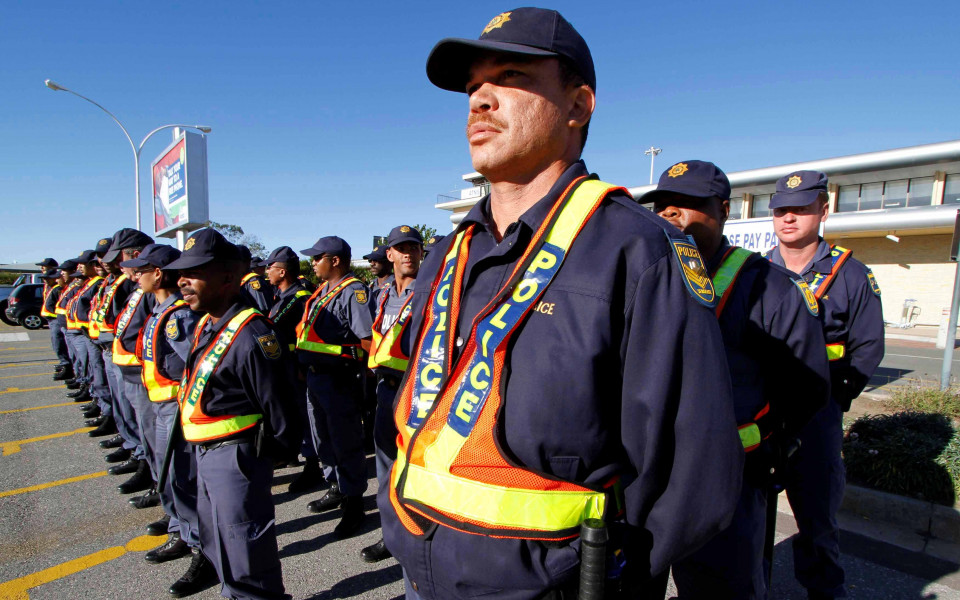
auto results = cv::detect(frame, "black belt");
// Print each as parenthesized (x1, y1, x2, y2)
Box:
(198, 435, 255, 450)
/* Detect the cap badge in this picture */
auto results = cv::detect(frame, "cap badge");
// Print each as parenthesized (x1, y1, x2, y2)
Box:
(482, 11, 512, 35)
(400, 226, 411, 233)
(99, 239, 110, 246)
(184, 238, 196, 251)
(668, 163, 689, 178)
(786, 175, 802, 189)
(427, 237, 436, 244)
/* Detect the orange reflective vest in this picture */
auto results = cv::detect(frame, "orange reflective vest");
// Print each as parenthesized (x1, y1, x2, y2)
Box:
(40, 284, 60, 318)
(89, 274, 129, 339)
(55, 280, 83, 316)
(112, 289, 145, 366)
(179, 308, 263, 443)
(140, 299, 189, 402)
(294, 277, 364, 360)
(66, 276, 103, 330)
(367, 287, 414, 372)
(390, 178, 624, 541)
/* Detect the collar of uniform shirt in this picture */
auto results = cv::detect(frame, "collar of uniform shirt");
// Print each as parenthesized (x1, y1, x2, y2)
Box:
(458, 159, 592, 238)
(277, 281, 304, 299)
(772, 236, 833, 276)
(153, 291, 183, 314)
(706, 236, 733, 275)
(199, 300, 251, 340)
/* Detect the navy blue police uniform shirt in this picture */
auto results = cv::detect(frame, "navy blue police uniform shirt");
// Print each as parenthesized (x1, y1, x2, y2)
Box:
(150, 292, 201, 383)
(372, 278, 416, 378)
(296, 275, 374, 369)
(97, 274, 137, 345)
(371, 274, 394, 306)
(770, 239, 884, 408)
(74, 277, 103, 324)
(708, 238, 830, 442)
(241, 274, 275, 313)
(267, 280, 311, 351)
(381, 160, 743, 596)
(186, 299, 302, 454)
(119, 292, 158, 384)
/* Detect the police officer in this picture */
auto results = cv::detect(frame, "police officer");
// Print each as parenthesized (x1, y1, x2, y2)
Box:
(379, 9, 742, 599)
(251, 256, 267, 277)
(54, 259, 85, 391)
(363, 245, 393, 304)
(421, 234, 445, 259)
(766, 171, 885, 600)
(39, 267, 72, 377)
(361, 224, 422, 564)
(263, 245, 319, 492)
(104, 230, 160, 495)
(164, 228, 300, 600)
(297, 236, 374, 537)
(646, 160, 830, 599)
(64, 250, 103, 410)
(237, 245, 274, 312)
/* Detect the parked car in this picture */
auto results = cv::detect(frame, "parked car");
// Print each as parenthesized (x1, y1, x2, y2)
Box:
(1, 274, 46, 326)
(5, 283, 46, 330)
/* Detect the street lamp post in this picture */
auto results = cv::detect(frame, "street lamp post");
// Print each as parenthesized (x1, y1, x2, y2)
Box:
(44, 79, 211, 232)
(644, 146, 662, 184)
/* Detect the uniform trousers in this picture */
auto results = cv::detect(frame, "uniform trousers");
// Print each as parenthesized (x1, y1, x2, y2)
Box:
(785, 399, 846, 598)
(671, 479, 768, 599)
(196, 441, 289, 600)
(305, 369, 368, 497)
(81, 336, 109, 412)
(118, 376, 147, 460)
(97, 348, 121, 420)
(64, 331, 88, 385)
(373, 375, 400, 488)
(153, 401, 200, 547)
(293, 378, 316, 459)
(48, 319, 71, 366)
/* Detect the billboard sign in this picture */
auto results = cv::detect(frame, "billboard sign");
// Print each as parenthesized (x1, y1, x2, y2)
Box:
(722, 218, 779, 254)
(152, 130, 209, 238)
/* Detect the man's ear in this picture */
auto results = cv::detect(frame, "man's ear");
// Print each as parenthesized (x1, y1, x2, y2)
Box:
(567, 84, 595, 131)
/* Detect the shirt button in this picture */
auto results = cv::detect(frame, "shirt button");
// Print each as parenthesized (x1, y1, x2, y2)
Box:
(456, 337, 464, 347)
(412, 582, 419, 591)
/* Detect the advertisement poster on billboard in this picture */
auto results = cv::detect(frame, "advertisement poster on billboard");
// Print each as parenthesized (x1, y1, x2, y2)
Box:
(151, 130, 209, 238)
(723, 217, 825, 255)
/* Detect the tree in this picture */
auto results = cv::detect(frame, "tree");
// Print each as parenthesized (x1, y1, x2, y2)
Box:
(203, 221, 266, 257)
(415, 224, 438, 242)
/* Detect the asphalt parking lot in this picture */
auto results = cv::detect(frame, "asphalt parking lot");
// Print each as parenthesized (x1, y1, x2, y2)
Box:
(0, 322, 957, 599)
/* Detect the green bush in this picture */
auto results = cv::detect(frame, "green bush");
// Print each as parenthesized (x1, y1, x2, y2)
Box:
(886, 386, 960, 420)
(843, 411, 958, 506)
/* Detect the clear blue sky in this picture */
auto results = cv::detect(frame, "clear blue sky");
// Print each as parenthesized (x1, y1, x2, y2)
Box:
(2, 1, 958, 264)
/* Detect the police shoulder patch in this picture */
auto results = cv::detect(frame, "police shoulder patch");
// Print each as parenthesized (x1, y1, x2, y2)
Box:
(866, 269, 881, 297)
(794, 279, 819, 317)
(250, 279, 261, 290)
(256, 333, 282, 360)
(354, 289, 368, 305)
(669, 237, 716, 308)
(165, 318, 181, 340)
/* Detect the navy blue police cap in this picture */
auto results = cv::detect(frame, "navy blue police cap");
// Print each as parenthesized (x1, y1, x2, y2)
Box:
(639, 160, 731, 205)
(386, 225, 424, 249)
(36, 257, 58, 268)
(769, 171, 829, 209)
(250, 256, 264, 269)
(423, 234, 446, 253)
(264, 246, 299, 265)
(103, 228, 155, 263)
(427, 8, 596, 93)
(59, 259, 78, 272)
(120, 244, 181, 269)
(76, 249, 98, 264)
(94, 236, 113, 257)
(362, 246, 388, 262)
(39, 269, 61, 279)
(163, 229, 242, 270)
(302, 236, 351, 258)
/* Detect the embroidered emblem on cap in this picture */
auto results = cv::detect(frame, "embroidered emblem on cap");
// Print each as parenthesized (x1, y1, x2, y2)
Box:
(99, 239, 110, 246)
(794, 279, 819, 316)
(400, 226, 411, 233)
(427, 237, 436, 244)
(786, 175, 802, 189)
(482, 11, 512, 35)
(184, 238, 196, 251)
(354, 289, 368, 305)
(165, 318, 181, 340)
(668, 163, 689, 178)
(257, 333, 282, 360)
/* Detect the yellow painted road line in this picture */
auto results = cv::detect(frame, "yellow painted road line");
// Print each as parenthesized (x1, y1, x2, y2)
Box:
(0, 385, 64, 395)
(0, 402, 74, 415)
(0, 350, 52, 356)
(0, 361, 58, 369)
(1, 427, 95, 456)
(0, 346, 48, 351)
(0, 471, 108, 499)
(0, 534, 165, 599)
(0, 372, 47, 380)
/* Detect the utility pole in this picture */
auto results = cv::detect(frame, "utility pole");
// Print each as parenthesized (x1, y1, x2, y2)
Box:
(644, 147, 662, 184)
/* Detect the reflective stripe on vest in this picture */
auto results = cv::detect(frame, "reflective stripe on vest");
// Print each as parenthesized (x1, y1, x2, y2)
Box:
(179, 309, 263, 443)
(391, 177, 625, 541)
(295, 277, 363, 359)
(66, 277, 103, 330)
(367, 289, 414, 372)
(271, 289, 311, 322)
(826, 342, 846, 361)
(141, 300, 189, 402)
(241, 273, 257, 286)
(55, 280, 83, 315)
(806, 245, 852, 299)
(90, 274, 129, 338)
(40, 284, 60, 318)
(711, 246, 754, 317)
(112, 289, 145, 366)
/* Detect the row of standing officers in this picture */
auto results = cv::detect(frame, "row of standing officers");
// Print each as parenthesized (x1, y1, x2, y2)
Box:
(34, 6, 884, 600)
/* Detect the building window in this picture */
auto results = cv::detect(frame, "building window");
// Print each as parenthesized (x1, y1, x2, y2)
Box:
(837, 186, 859, 212)
(882, 179, 908, 209)
(751, 194, 771, 218)
(945, 175, 960, 205)
(859, 182, 883, 211)
(729, 195, 743, 219)
(908, 177, 934, 206)
(837, 177, 934, 212)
